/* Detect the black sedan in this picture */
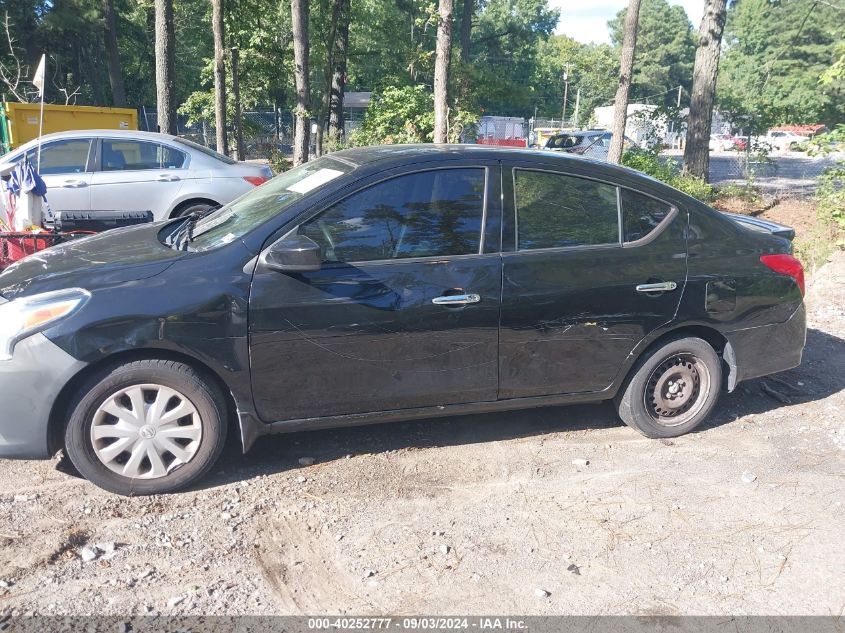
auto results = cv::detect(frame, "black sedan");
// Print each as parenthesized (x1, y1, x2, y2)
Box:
(0, 145, 806, 495)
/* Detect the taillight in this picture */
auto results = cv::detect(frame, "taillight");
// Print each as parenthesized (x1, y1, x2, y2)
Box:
(243, 176, 268, 187)
(760, 254, 805, 296)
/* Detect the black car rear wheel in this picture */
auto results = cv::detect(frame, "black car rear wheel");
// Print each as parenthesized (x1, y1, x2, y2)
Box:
(64, 359, 228, 496)
(614, 336, 721, 438)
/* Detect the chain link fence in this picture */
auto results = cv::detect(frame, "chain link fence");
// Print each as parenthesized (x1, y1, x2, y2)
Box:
(139, 107, 296, 159)
(139, 106, 365, 161)
(661, 149, 838, 198)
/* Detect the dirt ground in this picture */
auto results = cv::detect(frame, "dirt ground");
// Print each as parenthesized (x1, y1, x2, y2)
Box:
(713, 195, 819, 234)
(0, 253, 843, 617)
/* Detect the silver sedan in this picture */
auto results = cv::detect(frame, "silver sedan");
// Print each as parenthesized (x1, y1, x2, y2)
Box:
(0, 129, 273, 221)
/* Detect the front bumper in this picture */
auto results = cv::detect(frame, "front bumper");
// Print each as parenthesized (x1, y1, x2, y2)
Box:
(724, 302, 807, 390)
(0, 333, 87, 459)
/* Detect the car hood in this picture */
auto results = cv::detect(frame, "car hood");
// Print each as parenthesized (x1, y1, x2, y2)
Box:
(0, 222, 186, 300)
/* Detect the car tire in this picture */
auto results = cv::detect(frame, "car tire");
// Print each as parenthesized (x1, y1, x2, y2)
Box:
(64, 359, 228, 496)
(173, 201, 216, 218)
(614, 336, 721, 439)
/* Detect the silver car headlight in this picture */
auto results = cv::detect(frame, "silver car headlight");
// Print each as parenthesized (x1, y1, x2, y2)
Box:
(0, 288, 90, 360)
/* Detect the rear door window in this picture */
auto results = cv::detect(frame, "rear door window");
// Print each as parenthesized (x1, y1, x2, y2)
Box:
(514, 170, 619, 249)
(101, 139, 188, 171)
(299, 168, 486, 263)
(620, 188, 672, 242)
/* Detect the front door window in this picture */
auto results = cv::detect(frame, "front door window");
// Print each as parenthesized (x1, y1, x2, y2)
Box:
(298, 168, 486, 263)
(25, 139, 92, 175)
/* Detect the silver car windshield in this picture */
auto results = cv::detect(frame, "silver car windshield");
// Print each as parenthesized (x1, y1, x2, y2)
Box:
(186, 157, 354, 251)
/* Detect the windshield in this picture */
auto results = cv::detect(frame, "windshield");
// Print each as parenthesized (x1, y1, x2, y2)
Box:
(182, 156, 354, 251)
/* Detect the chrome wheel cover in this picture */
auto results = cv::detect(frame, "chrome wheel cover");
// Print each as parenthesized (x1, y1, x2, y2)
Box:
(90, 384, 203, 479)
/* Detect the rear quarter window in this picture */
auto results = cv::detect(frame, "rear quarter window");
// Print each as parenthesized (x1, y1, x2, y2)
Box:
(621, 188, 672, 242)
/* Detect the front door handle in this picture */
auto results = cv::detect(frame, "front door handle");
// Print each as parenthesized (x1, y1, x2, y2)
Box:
(636, 281, 678, 293)
(62, 179, 87, 188)
(432, 293, 481, 306)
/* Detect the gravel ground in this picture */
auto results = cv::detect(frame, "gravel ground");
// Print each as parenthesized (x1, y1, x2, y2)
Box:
(0, 253, 843, 617)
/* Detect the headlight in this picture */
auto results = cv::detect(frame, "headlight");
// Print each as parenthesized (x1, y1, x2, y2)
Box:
(0, 288, 90, 360)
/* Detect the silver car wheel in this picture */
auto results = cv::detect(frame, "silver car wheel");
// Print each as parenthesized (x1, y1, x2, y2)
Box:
(90, 384, 203, 479)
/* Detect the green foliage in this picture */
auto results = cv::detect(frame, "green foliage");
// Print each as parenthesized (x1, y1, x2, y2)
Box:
(350, 86, 434, 145)
(717, 0, 845, 130)
(608, 0, 696, 107)
(809, 126, 845, 231)
(822, 38, 845, 85)
(468, 0, 559, 115)
(178, 84, 263, 147)
(715, 183, 763, 205)
(621, 147, 676, 182)
(816, 166, 845, 231)
(266, 145, 292, 174)
(621, 147, 716, 202)
(350, 85, 477, 146)
(532, 35, 618, 120)
(671, 173, 716, 202)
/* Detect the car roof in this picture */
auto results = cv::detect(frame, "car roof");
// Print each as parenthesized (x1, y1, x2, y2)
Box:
(8, 129, 181, 154)
(328, 143, 673, 191)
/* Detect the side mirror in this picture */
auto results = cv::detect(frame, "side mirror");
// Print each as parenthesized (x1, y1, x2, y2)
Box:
(260, 234, 322, 273)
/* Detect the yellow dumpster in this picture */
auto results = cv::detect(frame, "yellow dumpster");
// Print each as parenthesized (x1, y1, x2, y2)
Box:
(0, 103, 138, 153)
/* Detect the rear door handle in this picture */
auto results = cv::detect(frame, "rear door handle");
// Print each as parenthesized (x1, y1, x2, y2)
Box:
(62, 179, 87, 188)
(636, 281, 678, 293)
(157, 174, 180, 182)
(432, 293, 481, 306)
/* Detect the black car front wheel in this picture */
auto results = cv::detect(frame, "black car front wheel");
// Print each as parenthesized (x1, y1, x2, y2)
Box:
(65, 359, 228, 496)
(615, 336, 722, 438)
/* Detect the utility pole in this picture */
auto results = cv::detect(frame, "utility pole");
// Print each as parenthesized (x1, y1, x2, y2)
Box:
(573, 87, 581, 128)
(560, 63, 573, 126)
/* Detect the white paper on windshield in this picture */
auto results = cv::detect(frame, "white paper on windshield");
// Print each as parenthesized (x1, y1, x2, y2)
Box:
(286, 168, 345, 194)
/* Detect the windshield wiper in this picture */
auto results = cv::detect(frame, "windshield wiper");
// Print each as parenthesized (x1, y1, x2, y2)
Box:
(166, 207, 216, 251)
(166, 215, 196, 251)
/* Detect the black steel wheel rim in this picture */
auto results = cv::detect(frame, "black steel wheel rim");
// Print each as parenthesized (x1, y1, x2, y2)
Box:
(644, 353, 711, 427)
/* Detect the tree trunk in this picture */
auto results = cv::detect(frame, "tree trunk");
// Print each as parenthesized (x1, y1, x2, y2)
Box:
(327, 0, 349, 145)
(232, 47, 244, 160)
(433, 0, 454, 144)
(458, 0, 473, 105)
(154, 0, 177, 135)
(212, 0, 228, 154)
(291, 0, 310, 165)
(102, 0, 126, 106)
(315, 0, 343, 157)
(608, 0, 641, 165)
(683, 0, 728, 181)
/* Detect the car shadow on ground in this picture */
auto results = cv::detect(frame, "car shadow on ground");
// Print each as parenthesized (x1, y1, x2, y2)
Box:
(182, 326, 845, 492)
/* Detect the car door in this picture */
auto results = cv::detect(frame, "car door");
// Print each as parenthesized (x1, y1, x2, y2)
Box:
(88, 138, 187, 218)
(20, 138, 95, 212)
(248, 164, 503, 422)
(498, 164, 688, 399)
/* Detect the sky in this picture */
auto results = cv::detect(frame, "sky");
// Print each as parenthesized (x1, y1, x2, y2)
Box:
(549, 0, 706, 44)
